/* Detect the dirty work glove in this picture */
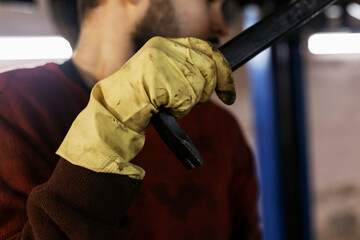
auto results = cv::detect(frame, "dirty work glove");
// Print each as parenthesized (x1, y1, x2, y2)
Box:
(57, 37, 235, 180)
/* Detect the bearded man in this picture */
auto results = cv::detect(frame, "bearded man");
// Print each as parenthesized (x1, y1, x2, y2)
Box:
(0, 0, 261, 239)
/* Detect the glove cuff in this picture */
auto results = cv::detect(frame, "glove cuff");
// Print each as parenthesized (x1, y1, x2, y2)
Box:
(57, 96, 146, 180)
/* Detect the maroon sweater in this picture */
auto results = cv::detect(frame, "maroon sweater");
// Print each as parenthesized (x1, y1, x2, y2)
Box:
(0, 61, 261, 239)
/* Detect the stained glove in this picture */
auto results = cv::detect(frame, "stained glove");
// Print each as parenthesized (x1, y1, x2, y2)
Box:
(56, 37, 235, 179)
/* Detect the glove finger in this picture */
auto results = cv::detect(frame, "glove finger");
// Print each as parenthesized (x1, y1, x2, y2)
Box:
(165, 61, 203, 119)
(143, 37, 208, 105)
(137, 45, 198, 119)
(171, 37, 236, 105)
(212, 49, 236, 105)
(187, 48, 217, 103)
(170, 38, 218, 102)
(148, 38, 215, 112)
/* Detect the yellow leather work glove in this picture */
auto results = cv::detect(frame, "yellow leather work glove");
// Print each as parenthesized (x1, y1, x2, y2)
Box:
(56, 37, 235, 180)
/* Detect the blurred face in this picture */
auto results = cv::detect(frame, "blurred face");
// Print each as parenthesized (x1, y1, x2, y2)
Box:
(132, 0, 229, 50)
(172, 0, 229, 42)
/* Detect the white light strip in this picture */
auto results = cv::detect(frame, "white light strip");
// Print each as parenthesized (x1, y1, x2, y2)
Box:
(0, 36, 73, 60)
(308, 33, 360, 55)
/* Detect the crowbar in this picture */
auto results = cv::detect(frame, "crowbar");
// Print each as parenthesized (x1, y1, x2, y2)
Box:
(150, 0, 337, 169)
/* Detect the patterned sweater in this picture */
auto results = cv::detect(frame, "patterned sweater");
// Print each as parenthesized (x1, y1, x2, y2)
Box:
(0, 61, 261, 239)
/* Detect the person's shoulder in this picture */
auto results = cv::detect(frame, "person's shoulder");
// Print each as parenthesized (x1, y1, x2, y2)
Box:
(0, 62, 68, 91)
(0, 62, 88, 102)
(0, 63, 64, 97)
(0, 62, 61, 78)
(0, 62, 89, 137)
(0, 62, 89, 117)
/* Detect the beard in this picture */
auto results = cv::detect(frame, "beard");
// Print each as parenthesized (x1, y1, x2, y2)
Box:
(132, 0, 179, 52)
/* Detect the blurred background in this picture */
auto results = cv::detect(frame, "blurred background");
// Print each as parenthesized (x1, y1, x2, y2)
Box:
(1, 0, 359, 239)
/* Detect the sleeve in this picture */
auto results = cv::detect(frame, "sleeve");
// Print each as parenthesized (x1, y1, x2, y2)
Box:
(20, 159, 142, 239)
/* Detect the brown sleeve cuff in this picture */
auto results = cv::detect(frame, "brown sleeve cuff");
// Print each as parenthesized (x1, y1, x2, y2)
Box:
(48, 158, 143, 222)
(25, 158, 143, 239)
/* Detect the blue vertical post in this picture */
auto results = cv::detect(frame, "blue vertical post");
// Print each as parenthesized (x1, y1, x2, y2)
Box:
(244, 5, 284, 240)
(248, 49, 284, 240)
(244, 4, 313, 240)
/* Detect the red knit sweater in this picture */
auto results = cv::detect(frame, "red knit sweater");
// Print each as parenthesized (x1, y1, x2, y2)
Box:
(0, 62, 261, 239)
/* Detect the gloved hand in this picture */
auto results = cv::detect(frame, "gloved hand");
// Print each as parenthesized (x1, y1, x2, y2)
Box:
(57, 37, 235, 179)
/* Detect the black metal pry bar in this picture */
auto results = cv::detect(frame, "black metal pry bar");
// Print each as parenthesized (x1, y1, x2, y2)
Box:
(150, 0, 338, 169)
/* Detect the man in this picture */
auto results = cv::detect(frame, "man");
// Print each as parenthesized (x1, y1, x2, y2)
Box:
(0, 0, 261, 239)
